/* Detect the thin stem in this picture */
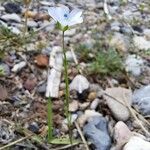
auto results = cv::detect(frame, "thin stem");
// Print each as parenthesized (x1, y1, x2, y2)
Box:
(62, 31, 72, 144)
(47, 96, 53, 142)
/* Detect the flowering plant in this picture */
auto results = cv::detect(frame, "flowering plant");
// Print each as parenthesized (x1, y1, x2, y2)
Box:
(47, 5, 83, 144)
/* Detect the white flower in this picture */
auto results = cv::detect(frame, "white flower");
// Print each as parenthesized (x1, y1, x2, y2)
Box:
(48, 6, 83, 27)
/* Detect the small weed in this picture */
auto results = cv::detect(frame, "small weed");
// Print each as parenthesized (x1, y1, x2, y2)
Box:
(88, 48, 123, 76)
(75, 44, 94, 62)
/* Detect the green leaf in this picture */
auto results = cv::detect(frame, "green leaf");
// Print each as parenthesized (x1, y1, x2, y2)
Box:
(49, 138, 80, 145)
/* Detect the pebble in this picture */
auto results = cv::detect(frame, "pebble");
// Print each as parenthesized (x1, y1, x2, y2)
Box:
(0, 63, 10, 76)
(125, 54, 144, 76)
(27, 20, 38, 28)
(79, 102, 90, 110)
(77, 110, 102, 127)
(37, 82, 46, 94)
(28, 122, 39, 134)
(88, 92, 97, 101)
(1, 13, 21, 23)
(90, 98, 100, 110)
(83, 116, 111, 150)
(123, 136, 150, 150)
(113, 121, 133, 149)
(104, 87, 132, 121)
(132, 85, 150, 115)
(4, 2, 21, 14)
(69, 75, 90, 93)
(24, 75, 37, 91)
(12, 61, 27, 72)
(8, 26, 21, 34)
(69, 100, 79, 112)
(133, 36, 150, 51)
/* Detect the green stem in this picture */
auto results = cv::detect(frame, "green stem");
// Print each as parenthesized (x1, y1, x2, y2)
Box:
(62, 31, 72, 144)
(47, 96, 53, 142)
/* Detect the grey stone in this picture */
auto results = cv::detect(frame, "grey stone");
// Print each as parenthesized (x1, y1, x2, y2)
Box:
(37, 82, 46, 94)
(0, 63, 10, 76)
(132, 85, 150, 115)
(83, 116, 111, 150)
(1, 13, 21, 23)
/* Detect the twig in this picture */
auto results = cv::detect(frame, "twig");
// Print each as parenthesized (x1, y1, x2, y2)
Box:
(75, 121, 90, 150)
(0, 135, 32, 150)
(52, 142, 79, 150)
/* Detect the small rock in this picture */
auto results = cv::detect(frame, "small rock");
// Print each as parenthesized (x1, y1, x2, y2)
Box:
(37, 82, 46, 94)
(70, 75, 90, 93)
(69, 100, 79, 112)
(9, 26, 21, 34)
(27, 20, 38, 28)
(88, 92, 97, 101)
(133, 36, 150, 51)
(104, 87, 132, 121)
(83, 116, 111, 150)
(77, 110, 102, 127)
(123, 136, 150, 150)
(132, 85, 150, 115)
(28, 122, 39, 133)
(0, 63, 10, 76)
(1, 13, 21, 22)
(0, 86, 8, 101)
(110, 33, 130, 52)
(90, 98, 100, 110)
(113, 121, 133, 149)
(79, 102, 90, 110)
(4, 2, 21, 14)
(24, 75, 37, 91)
(125, 54, 144, 76)
(12, 61, 27, 72)
(35, 54, 49, 67)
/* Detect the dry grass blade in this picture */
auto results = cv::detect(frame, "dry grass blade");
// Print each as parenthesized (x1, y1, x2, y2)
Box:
(75, 121, 90, 150)
(0, 134, 32, 150)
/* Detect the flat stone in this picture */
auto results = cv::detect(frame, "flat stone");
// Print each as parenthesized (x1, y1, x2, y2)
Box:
(1, 13, 21, 23)
(104, 87, 132, 121)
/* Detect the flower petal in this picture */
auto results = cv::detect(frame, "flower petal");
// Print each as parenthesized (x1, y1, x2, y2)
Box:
(48, 6, 70, 26)
(68, 17, 83, 26)
(48, 7, 59, 22)
(69, 9, 82, 21)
